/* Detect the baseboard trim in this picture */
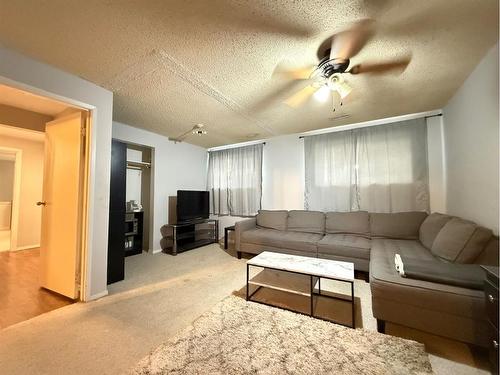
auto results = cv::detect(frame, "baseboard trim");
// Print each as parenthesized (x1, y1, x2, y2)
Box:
(88, 290, 108, 301)
(13, 244, 40, 251)
(152, 248, 162, 254)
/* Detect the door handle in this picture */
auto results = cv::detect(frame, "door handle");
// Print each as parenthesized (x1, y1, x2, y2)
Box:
(36, 201, 47, 206)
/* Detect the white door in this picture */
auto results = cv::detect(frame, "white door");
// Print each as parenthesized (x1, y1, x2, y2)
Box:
(40, 112, 85, 299)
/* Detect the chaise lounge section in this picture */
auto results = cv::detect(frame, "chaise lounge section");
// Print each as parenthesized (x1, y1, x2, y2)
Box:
(235, 209, 499, 347)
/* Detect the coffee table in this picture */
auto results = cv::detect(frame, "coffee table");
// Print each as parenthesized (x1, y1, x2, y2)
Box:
(246, 251, 355, 328)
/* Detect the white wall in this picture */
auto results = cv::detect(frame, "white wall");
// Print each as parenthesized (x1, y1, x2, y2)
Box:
(0, 136, 44, 247)
(125, 148, 143, 204)
(442, 43, 499, 234)
(112, 121, 207, 251)
(0, 46, 114, 300)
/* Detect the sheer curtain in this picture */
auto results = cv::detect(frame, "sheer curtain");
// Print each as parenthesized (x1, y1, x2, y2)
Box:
(304, 130, 357, 211)
(304, 118, 429, 212)
(355, 119, 429, 212)
(207, 143, 263, 216)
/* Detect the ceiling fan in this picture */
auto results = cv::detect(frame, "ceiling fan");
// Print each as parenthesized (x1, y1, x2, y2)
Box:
(272, 19, 412, 109)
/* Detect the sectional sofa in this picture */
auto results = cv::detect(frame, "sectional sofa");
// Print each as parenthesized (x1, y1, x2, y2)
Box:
(234, 210, 499, 347)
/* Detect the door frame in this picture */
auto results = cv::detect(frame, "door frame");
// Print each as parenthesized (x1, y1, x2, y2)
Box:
(0, 80, 95, 301)
(0, 146, 22, 252)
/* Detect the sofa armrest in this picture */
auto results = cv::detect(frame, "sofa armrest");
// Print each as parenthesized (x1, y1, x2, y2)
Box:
(235, 218, 257, 251)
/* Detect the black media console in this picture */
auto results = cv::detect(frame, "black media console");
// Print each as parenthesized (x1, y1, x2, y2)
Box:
(161, 218, 219, 255)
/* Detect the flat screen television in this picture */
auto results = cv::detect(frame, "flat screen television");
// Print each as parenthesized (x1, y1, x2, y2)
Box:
(176, 190, 209, 222)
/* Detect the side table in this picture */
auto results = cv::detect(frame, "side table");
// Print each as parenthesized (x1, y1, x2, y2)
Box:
(224, 225, 235, 251)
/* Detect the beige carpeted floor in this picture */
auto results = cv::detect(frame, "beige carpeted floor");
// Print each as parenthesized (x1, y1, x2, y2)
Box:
(0, 244, 491, 375)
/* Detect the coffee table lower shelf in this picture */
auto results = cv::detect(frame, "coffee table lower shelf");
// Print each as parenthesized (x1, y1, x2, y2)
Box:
(246, 266, 355, 328)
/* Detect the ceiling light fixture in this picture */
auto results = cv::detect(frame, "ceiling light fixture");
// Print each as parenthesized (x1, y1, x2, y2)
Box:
(313, 85, 330, 103)
(169, 123, 207, 143)
(328, 74, 352, 99)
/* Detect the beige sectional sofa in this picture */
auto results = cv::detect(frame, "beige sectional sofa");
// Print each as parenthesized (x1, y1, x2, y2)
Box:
(235, 210, 499, 347)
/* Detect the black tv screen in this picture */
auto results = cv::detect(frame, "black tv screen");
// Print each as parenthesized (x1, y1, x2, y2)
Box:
(176, 190, 209, 222)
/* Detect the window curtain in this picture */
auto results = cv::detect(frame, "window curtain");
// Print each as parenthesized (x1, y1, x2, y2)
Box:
(304, 118, 429, 213)
(207, 143, 263, 216)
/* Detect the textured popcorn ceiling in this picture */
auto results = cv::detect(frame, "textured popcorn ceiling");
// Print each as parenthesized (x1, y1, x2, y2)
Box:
(0, 0, 497, 148)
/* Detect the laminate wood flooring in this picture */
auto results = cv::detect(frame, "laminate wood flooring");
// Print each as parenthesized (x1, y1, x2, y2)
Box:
(0, 248, 74, 329)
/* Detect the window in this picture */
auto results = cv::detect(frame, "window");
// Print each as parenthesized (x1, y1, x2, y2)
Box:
(207, 143, 263, 216)
(304, 119, 429, 213)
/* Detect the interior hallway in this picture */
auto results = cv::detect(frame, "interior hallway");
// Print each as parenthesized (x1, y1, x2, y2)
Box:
(0, 244, 490, 375)
(0, 248, 74, 329)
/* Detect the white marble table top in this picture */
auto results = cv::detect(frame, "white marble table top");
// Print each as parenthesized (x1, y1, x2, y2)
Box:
(247, 251, 354, 282)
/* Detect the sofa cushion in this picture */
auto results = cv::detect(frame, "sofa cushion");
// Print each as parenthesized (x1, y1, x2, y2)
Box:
(317, 234, 371, 260)
(431, 218, 493, 263)
(369, 238, 484, 320)
(281, 231, 323, 254)
(456, 226, 493, 263)
(431, 218, 476, 262)
(474, 236, 499, 266)
(256, 210, 288, 231)
(325, 211, 370, 236)
(287, 210, 325, 234)
(241, 228, 321, 254)
(419, 213, 453, 249)
(370, 212, 428, 240)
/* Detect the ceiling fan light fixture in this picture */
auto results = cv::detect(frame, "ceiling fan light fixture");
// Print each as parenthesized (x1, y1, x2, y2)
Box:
(328, 74, 352, 99)
(313, 85, 330, 102)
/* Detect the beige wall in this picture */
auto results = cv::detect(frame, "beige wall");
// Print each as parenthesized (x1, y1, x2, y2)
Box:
(0, 135, 44, 248)
(0, 104, 52, 132)
(443, 43, 499, 233)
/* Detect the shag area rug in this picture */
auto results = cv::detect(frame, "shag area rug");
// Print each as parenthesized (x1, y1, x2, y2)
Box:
(132, 295, 433, 374)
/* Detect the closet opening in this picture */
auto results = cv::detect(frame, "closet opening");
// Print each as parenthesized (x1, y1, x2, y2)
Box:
(107, 140, 154, 284)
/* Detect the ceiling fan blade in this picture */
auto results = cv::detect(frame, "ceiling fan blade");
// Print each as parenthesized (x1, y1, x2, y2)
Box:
(284, 85, 319, 108)
(248, 79, 310, 112)
(272, 64, 316, 80)
(348, 56, 411, 75)
(329, 19, 375, 61)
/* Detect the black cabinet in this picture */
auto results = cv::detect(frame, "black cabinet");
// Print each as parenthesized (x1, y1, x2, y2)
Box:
(482, 265, 499, 374)
(161, 219, 218, 255)
(107, 140, 126, 284)
(109, 140, 127, 212)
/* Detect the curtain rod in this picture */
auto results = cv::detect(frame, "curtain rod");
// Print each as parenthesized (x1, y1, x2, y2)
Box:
(424, 113, 443, 119)
(207, 141, 266, 152)
(298, 112, 443, 139)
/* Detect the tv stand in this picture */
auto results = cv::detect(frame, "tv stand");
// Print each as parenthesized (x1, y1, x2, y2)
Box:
(161, 218, 218, 255)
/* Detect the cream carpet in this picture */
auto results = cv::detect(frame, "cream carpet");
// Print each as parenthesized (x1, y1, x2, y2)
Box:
(0, 244, 490, 375)
(133, 295, 433, 375)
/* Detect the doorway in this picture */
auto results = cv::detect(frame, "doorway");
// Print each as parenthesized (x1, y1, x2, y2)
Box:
(107, 140, 154, 286)
(0, 150, 16, 252)
(0, 84, 90, 328)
